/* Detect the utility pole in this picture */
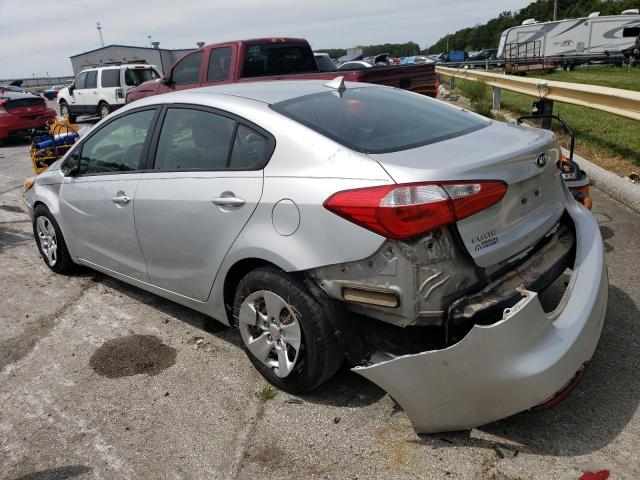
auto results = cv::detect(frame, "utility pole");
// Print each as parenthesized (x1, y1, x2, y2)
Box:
(96, 21, 105, 47)
(553, 0, 558, 21)
(446, 33, 449, 53)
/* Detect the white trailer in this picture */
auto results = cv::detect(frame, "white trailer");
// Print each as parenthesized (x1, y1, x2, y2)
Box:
(498, 10, 640, 61)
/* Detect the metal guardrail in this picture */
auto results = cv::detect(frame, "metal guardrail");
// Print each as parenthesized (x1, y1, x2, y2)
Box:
(436, 66, 640, 122)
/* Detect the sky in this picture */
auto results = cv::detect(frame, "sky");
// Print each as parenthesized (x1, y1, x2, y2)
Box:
(0, 0, 532, 78)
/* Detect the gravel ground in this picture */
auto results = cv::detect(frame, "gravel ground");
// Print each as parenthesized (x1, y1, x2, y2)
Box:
(1, 138, 639, 480)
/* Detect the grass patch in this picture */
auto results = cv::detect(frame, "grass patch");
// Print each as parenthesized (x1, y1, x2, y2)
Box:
(455, 79, 493, 119)
(257, 386, 277, 402)
(442, 68, 640, 171)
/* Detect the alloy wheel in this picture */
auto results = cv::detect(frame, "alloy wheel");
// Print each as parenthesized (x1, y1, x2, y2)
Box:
(36, 216, 58, 266)
(238, 290, 302, 378)
(100, 105, 109, 118)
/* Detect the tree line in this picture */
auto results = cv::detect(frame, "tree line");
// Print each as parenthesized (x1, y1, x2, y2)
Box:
(316, 0, 640, 58)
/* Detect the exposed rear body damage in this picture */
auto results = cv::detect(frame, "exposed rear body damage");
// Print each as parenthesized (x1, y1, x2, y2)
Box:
(351, 189, 607, 433)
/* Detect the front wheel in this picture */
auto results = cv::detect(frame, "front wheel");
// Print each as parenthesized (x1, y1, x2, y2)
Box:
(234, 267, 343, 393)
(33, 205, 76, 274)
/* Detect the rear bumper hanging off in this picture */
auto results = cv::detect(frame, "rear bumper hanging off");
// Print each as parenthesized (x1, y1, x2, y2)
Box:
(353, 188, 607, 434)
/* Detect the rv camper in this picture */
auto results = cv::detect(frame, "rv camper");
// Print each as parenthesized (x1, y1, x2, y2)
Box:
(498, 9, 640, 63)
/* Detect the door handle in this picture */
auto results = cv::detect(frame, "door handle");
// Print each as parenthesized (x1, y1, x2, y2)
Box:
(112, 194, 131, 205)
(211, 196, 245, 208)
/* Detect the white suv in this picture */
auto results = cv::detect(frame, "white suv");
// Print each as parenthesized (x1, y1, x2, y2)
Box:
(58, 64, 161, 121)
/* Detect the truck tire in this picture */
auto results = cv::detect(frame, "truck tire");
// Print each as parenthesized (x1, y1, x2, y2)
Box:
(234, 266, 343, 393)
(98, 101, 111, 119)
(59, 102, 76, 123)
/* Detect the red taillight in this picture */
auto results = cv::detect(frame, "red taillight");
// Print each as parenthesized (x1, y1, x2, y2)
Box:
(324, 181, 507, 240)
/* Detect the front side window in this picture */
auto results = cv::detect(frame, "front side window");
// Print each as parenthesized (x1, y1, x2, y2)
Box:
(207, 47, 232, 82)
(271, 87, 489, 154)
(79, 109, 156, 174)
(172, 52, 203, 84)
(124, 67, 160, 86)
(154, 108, 235, 170)
(101, 69, 121, 88)
(74, 72, 88, 89)
(85, 71, 97, 89)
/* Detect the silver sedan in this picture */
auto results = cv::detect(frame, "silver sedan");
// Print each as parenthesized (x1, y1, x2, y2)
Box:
(24, 79, 607, 434)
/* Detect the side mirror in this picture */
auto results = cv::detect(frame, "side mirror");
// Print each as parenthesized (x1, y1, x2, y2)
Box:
(161, 75, 173, 86)
(68, 85, 74, 95)
(61, 152, 81, 177)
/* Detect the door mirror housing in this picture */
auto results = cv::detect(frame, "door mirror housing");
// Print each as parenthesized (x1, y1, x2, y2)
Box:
(61, 151, 81, 176)
(68, 85, 74, 95)
(161, 75, 173, 86)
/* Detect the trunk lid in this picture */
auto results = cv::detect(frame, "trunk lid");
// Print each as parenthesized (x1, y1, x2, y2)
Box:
(3, 93, 46, 117)
(369, 121, 566, 267)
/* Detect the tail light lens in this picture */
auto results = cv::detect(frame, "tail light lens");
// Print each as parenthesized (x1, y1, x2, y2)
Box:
(324, 181, 507, 240)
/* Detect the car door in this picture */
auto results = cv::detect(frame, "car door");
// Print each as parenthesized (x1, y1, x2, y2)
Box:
(68, 71, 87, 112)
(80, 70, 99, 114)
(59, 107, 159, 280)
(134, 106, 271, 301)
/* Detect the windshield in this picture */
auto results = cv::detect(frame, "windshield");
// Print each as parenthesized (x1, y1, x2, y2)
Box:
(271, 87, 489, 154)
(124, 68, 160, 86)
(242, 42, 318, 77)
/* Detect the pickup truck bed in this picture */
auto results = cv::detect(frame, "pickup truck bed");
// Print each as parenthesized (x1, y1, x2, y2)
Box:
(126, 38, 437, 104)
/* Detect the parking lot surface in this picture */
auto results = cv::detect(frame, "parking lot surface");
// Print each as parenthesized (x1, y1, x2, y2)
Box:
(1, 138, 639, 480)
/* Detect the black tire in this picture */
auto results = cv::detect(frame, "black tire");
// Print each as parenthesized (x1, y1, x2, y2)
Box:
(59, 101, 76, 123)
(33, 205, 76, 275)
(234, 266, 343, 393)
(98, 101, 111, 119)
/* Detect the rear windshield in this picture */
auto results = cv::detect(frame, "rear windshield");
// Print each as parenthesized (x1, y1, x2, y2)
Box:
(271, 87, 489, 154)
(242, 43, 318, 78)
(124, 68, 160, 86)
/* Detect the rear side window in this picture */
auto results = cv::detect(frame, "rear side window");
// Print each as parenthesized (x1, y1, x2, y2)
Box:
(86, 71, 97, 89)
(172, 52, 203, 84)
(124, 68, 160, 86)
(242, 43, 318, 77)
(229, 125, 268, 169)
(101, 69, 121, 88)
(271, 87, 490, 154)
(154, 108, 235, 170)
(79, 109, 156, 174)
(207, 47, 232, 82)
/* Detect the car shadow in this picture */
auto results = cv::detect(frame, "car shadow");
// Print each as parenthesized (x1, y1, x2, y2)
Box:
(417, 284, 639, 457)
(85, 271, 386, 407)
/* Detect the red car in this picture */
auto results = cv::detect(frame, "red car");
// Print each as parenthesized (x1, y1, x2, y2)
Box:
(0, 92, 56, 143)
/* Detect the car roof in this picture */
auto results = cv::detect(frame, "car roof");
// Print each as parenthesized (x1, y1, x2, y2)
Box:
(187, 79, 379, 105)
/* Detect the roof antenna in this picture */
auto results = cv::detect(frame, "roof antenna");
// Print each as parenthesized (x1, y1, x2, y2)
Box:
(325, 76, 346, 95)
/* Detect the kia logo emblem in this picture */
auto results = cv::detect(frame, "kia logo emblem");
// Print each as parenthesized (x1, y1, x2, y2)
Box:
(536, 153, 548, 168)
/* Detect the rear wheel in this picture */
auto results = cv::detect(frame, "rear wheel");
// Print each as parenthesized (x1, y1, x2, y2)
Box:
(59, 102, 76, 123)
(98, 101, 110, 119)
(33, 205, 76, 274)
(234, 266, 343, 393)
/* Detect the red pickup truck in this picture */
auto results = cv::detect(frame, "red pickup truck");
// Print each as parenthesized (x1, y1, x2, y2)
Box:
(126, 38, 438, 103)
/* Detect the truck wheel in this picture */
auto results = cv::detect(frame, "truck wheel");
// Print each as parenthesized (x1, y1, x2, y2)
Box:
(33, 205, 76, 275)
(234, 266, 343, 393)
(98, 102, 111, 119)
(59, 102, 76, 123)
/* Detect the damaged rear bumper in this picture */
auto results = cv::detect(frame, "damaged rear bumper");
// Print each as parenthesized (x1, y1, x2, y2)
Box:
(353, 189, 608, 434)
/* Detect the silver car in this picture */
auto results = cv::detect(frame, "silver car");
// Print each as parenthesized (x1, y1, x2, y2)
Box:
(24, 79, 607, 434)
